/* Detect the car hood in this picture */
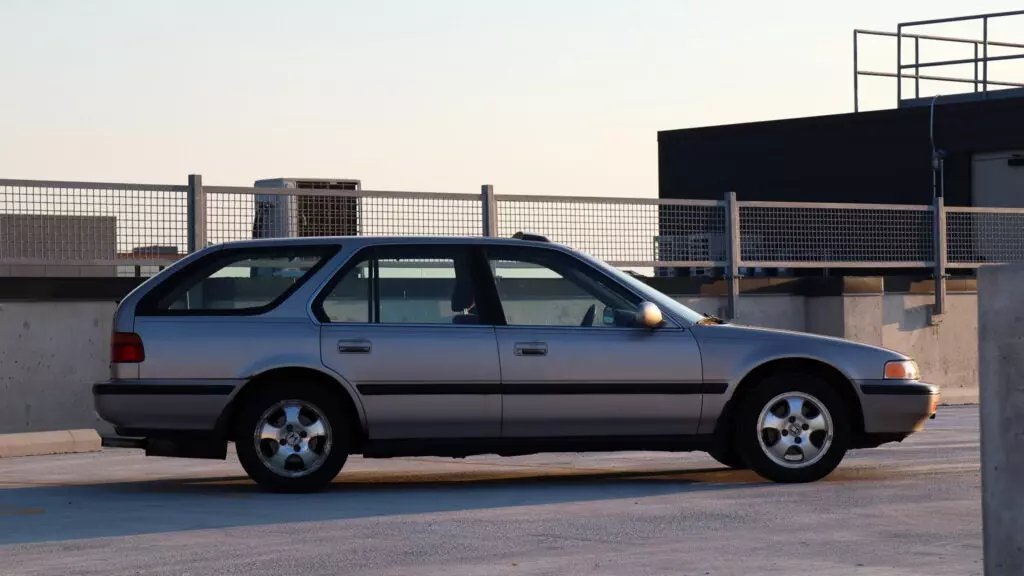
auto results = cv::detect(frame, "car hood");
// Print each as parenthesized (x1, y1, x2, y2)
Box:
(690, 323, 909, 360)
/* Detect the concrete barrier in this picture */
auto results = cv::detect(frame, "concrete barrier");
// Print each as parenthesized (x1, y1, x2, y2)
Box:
(0, 301, 117, 435)
(978, 265, 1024, 574)
(0, 429, 101, 458)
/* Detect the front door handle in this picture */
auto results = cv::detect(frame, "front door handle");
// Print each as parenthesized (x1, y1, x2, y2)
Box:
(338, 339, 372, 354)
(514, 342, 548, 356)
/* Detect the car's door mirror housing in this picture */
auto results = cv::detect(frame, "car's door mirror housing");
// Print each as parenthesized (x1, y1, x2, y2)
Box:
(637, 301, 663, 329)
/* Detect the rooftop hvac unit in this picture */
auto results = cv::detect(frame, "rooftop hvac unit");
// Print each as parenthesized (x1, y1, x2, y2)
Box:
(253, 178, 362, 239)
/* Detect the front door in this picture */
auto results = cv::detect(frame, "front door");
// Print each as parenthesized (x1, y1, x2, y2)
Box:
(317, 244, 501, 440)
(483, 245, 704, 438)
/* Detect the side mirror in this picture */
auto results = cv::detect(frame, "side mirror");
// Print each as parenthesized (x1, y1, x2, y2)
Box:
(637, 301, 663, 329)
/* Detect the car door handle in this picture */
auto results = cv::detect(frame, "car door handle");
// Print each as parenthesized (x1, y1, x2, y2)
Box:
(338, 339, 372, 354)
(514, 342, 548, 356)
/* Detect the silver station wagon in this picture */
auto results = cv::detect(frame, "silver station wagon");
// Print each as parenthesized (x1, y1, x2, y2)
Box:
(94, 234, 939, 492)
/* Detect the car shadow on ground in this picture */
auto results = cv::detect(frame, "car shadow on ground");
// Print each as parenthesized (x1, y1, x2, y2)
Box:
(0, 465, 778, 545)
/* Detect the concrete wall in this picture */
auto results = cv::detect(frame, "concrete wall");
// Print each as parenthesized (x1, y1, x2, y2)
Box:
(881, 294, 979, 405)
(0, 290, 979, 435)
(977, 265, 1024, 574)
(0, 302, 116, 435)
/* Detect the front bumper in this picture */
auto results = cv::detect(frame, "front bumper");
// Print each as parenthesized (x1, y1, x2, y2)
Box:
(93, 379, 242, 432)
(858, 380, 939, 434)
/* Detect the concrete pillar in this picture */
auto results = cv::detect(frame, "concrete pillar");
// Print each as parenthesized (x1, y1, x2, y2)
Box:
(978, 265, 1024, 574)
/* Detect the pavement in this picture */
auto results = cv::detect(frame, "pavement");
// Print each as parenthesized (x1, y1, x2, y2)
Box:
(0, 406, 980, 576)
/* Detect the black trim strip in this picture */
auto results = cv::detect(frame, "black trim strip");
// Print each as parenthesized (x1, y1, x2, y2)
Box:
(860, 383, 938, 396)
(358, 383, 497, 396)
(701, 382, 729, 394)
(93, 383, 236, 396)
(357, 382, 728, 396)
(502, 383, 714, 395)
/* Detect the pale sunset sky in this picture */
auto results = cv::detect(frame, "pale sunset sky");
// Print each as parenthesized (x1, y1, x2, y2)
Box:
(1, 1, 1022, 197)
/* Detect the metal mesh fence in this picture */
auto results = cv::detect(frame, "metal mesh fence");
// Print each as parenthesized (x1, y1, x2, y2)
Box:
(12, 176, 1024, 277)
(947, 208, 1024, 266)
(205, 187, 483, 247)
(0, 179, 188, 276)
(738, 202, 934, 266)
(495, 195, 725, 266)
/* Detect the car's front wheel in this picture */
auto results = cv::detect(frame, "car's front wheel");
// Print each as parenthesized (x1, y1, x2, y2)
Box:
(234, 382, 350, 493)
(735, 373, 849, 483)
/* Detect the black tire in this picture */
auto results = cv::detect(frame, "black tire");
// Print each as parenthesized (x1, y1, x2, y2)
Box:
(708, 445, 748, 470)
(234, 382, 351, 493)
(734, 372, 850, 483)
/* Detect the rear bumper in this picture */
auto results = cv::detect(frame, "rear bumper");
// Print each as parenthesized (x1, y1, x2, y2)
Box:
(93, 379, 242, 432)
(858, 380, 940, 434)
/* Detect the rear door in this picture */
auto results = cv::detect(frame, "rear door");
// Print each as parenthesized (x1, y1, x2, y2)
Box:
(316, 244, 502, 440)
(484, 245, 704, 438)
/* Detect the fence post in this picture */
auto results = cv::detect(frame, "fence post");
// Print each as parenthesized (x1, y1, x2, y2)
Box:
(724, 191, 741, 321)
(932, 195, 947, 323)
(481, 184, 497, 237)
(187, 174, 206, 252)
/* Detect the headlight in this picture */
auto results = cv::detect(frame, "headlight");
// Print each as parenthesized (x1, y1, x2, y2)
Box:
(884, 360, 920, 380)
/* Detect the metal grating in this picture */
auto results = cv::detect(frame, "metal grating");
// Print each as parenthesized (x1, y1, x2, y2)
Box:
(738, 202, 934, 267)
(0, 179, 188, 276)
(13, 175, 1024, 277)
(947, 208, 1024, 266)
(205, 187, 483, 247)
(495, 195, 725, 266)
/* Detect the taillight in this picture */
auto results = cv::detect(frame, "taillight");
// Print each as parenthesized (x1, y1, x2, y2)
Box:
(111, 332, 145, 363)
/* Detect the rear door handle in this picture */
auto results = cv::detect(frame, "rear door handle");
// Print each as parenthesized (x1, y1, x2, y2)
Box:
(514, 342, 548, 356)
(338, 339, 372, 354)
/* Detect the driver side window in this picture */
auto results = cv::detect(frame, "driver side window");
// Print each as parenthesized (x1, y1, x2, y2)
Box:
(485, 246, 639, 328)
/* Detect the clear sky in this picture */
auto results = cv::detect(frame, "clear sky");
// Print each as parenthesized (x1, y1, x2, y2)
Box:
(1, 0, 1022, 197)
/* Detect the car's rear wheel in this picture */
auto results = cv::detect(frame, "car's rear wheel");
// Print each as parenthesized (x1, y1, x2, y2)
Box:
(234, 383, 350, 493)
(735, 373, 849, 483)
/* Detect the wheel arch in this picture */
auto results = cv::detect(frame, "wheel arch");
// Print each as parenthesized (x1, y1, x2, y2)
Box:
(217, 366, 367, 449)
(716, 357, 865, 447)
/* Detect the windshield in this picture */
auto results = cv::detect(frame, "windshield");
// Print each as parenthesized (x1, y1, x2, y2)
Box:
(584, 256, 709, 325)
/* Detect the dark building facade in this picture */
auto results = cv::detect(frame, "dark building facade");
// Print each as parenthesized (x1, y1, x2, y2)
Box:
(658, 96, 1024, 207)
(656, 96, 1024, 278)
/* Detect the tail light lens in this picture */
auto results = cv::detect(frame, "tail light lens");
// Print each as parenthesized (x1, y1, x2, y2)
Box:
(112, 332, 145, 363)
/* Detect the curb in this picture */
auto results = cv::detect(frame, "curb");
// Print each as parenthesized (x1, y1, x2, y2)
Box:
(0, 429, 102, 458)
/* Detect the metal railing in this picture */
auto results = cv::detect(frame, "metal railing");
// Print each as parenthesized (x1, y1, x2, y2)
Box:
(495, 194, 725, 267)
(6, 174, 1024, 319)
(854, 10, 1024, 111)
(0, 178, 188, 276)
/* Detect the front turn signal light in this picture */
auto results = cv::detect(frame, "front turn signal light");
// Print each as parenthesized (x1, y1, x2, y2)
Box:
(884, 360, 920, 380)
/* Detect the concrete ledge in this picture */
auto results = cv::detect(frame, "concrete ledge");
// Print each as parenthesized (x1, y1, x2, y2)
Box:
(0, 429, 102, 458)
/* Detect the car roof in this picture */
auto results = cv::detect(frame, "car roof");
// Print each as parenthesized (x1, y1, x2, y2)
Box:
(213, 235, 561, 251)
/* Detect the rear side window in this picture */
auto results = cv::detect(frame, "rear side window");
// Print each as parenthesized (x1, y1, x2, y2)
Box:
(138, 246, 338, 315)
(315, 245, 483, 325)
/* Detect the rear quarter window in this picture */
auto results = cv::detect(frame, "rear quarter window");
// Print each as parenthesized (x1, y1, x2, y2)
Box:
(137, 245, 338, 316)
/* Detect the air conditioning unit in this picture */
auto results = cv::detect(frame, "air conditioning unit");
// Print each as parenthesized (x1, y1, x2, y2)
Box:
(253, 177, 362, 239)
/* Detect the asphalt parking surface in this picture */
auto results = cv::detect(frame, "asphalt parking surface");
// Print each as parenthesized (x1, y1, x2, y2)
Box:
(0, 405, 980, 576)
